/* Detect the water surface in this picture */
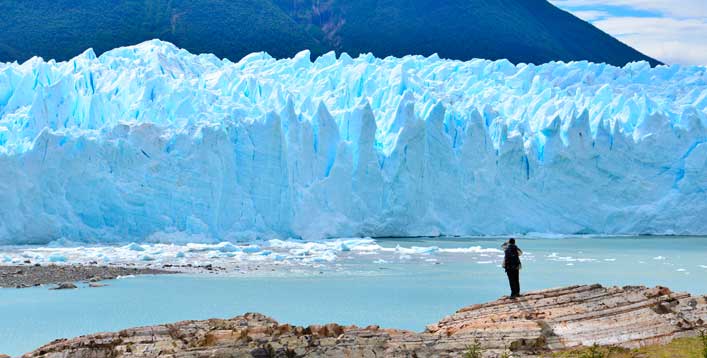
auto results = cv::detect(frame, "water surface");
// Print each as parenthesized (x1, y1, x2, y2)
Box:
(2, 236, 706, 356)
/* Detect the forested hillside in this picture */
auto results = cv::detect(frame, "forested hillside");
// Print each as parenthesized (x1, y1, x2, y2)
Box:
(0, 0, 659, 66)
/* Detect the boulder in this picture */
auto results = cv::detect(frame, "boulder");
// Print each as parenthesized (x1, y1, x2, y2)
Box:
(50, 282, 77, 290)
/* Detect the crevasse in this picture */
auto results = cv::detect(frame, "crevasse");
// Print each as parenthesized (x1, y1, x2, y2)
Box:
(0, 40, 706, 244)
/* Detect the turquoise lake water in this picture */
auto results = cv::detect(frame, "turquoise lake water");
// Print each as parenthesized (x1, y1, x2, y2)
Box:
(2, 236, 707, 355)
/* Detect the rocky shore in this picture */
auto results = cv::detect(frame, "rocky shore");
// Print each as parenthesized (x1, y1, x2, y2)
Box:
(0, 265, 174, 288)
(22, 284, 707, 357)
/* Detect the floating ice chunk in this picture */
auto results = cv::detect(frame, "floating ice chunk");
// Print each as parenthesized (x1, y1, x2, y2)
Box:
(3, 255, 13, 263)
(125, 243, 146, 252)
(47, 253, 67, 262)
(394, 245, 439, 255)
(439, 246, 503, 254)
(185, 243, 216, 252)
(241, 245, 261, 254)
(547, 252, 596, 262)
(140, 255, 155, 261)
(267, 238, 371, 257)
(290, 248, 310, 256)
(145, 231, 217, 245)
(413, 246, 439, 254)
(350, 243, 384, 252)
(47, 238, 81, 247)
(176, 251, 185, 258)
(270, 254, 287, 261)
(303, 250, 337, 263)
(653, 256, 666, 260)
(216, 242, 241, 253)
(267, 239, 302, 249)
(338, 238, 378, 250)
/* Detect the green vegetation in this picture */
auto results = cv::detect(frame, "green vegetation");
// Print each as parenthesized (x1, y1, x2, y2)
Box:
(550, 337, 707, 358)
(500, 349, 515, 358)
(456, 336, 706, 358)
(580, 344, 605, 358)
(275, 0, 660, 66)
(0, 0, 659, 66)
(463, 341, 483, 358)
(0, 0, 323, 62)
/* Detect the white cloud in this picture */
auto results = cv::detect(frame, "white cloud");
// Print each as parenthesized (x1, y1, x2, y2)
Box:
(570, 10, 611, 21)
(550, 0, 707, 65)
(593, 16, 707, 65)
(550, 0, 707, 18)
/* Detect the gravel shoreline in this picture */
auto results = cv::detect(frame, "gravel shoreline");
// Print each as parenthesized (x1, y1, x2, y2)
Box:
(0, 264, 175, 288)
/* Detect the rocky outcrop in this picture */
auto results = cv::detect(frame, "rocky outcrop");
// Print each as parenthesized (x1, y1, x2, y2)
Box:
(49, 282, 78, 290)
(427, 284, 707, 355)
(24, 285, 707, 358)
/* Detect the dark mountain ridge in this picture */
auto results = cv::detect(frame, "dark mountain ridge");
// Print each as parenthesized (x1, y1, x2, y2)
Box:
(0, 0, 660, 66)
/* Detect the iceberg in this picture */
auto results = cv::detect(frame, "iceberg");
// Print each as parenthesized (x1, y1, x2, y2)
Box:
(0, 40, 706, 244)
(124, 242, 146, 251)
(46, 253, 68, 262)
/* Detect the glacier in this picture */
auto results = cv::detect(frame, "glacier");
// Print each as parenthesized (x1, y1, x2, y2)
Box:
(0, 40, 706, 244)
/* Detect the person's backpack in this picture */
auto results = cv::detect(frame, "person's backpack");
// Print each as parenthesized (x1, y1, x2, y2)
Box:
(504, 245, 521, 270)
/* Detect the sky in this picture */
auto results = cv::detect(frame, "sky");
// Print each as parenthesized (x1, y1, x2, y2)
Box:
(550, 0, 707, 65)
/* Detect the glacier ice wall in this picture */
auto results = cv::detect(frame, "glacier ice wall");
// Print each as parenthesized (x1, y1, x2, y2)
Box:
(1, 40, 706, 244)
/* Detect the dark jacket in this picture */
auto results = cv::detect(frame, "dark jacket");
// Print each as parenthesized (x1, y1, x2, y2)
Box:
(503, 243, 522, 271)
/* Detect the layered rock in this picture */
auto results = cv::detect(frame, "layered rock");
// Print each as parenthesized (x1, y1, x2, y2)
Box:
(24, 285, 707, 357)
(427, 284, 707, 355)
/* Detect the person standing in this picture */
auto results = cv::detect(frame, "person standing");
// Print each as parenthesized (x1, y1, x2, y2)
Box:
(502, 238, 523, 298)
